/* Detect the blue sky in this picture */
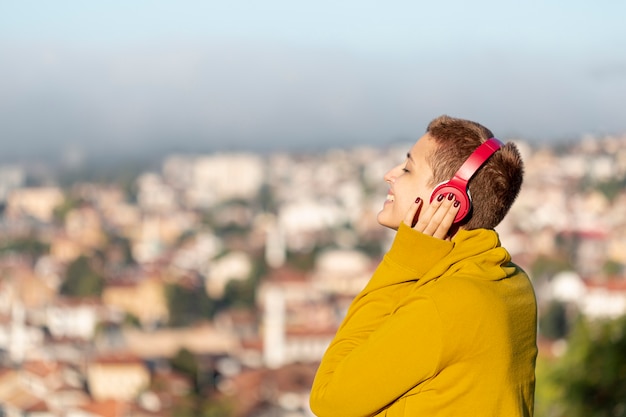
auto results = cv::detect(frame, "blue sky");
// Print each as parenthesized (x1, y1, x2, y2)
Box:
(1, 0, 625, 158)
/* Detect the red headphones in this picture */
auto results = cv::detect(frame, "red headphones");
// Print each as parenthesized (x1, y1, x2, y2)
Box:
(429, 137, 504, 223)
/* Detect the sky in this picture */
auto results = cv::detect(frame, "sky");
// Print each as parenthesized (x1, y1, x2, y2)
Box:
(1, 0, 626, 160)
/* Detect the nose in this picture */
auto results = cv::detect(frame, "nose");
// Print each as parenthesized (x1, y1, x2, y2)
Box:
(384, 163, 403, 184)
(384, 168, 395, 184)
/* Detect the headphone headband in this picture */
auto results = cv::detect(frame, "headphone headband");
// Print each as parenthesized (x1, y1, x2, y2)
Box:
(449, 137, 504, 189)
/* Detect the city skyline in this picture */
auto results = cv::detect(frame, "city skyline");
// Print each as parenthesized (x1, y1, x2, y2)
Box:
(1, 1, 626, 160)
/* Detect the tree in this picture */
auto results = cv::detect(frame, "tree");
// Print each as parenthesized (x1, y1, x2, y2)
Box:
(220, 279, 256, 309)
(550, 315, 626, 416)
(165, 282, 216, 326)
(169, 348, 234, 416)
(530, 255, 573, 283)
(170, 348, 199, 385)
(60, 255, 105, 297)
(0, 236, 49, 258)
(539, 300, 571, 340)
(602, 259, 624, 277)
(596, 177, 626, 202)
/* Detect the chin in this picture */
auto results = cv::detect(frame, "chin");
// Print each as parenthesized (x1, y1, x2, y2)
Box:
(376, 212, 400, 231)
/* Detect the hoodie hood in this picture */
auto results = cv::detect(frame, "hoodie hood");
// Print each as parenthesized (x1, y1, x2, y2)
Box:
(371, 223, 514, 292)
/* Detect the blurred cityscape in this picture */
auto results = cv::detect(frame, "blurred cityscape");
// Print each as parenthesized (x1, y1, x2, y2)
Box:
(1, 133, 625, 417)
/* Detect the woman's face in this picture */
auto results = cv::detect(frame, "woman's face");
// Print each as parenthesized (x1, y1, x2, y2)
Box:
(377, 133, 438, 230)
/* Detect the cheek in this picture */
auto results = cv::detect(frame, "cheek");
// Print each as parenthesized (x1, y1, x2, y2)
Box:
(393, 194, 414, 217)
(418, 181, 435, 204)
(402, 185, 434, 216)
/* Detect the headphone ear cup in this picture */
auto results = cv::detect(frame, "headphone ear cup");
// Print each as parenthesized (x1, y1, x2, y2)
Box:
(430, 182, 471, 223)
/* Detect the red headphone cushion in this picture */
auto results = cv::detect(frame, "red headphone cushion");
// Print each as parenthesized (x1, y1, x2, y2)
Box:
(430, 181, 471, 223)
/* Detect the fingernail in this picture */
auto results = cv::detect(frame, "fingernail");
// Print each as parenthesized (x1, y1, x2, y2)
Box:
(415, 197, 422, 204)
(454, 200, 460, 207)
(447, 193, 454, 200)
(437, 194, 444, 202)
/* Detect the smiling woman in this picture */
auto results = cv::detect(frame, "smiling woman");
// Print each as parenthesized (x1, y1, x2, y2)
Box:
(310, 115, 537, 417)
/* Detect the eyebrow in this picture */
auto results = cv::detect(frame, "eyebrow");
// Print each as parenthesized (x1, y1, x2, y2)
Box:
(406, 152, 415, 162)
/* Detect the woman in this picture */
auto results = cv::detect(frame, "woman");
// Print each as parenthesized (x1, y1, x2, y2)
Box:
(310, 115, 537, 416)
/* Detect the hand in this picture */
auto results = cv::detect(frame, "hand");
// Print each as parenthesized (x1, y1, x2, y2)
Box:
(403, 193, 461, 240)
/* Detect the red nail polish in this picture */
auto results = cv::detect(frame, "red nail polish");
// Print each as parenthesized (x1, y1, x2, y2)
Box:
(437, 194, 444, 202)
(454, 200, 460, 207)
(447, 193, 454, 200)
(415, 197, 422, 204)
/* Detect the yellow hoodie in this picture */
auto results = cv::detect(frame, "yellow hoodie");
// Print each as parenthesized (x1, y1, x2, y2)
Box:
(310, 223, 537, 417)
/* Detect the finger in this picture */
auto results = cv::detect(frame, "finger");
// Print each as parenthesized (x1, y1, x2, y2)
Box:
(431, 198, 461, 239)
(421, 194, 455, 236)
(417, 193, 460, 238)
(403, 197, 423, 228)
(413, 193, 446, 233)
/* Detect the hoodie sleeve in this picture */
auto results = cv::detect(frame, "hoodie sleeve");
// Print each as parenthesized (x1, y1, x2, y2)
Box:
(310, 224, 453, 417)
